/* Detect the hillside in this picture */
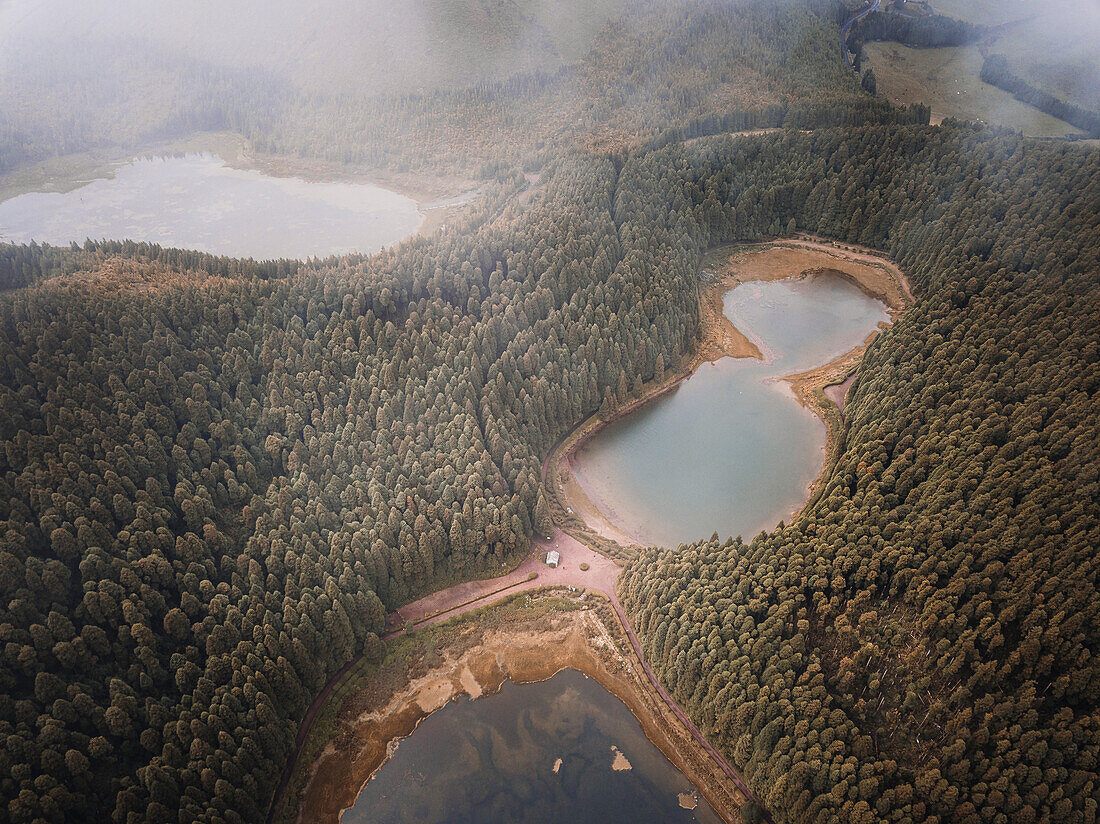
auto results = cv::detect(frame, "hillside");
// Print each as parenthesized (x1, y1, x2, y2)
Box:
(618, 127, 1100, 822)
(854, 0, 1100, 136)
(0, 0, 877, 175)
(0, 1, 1097, 823)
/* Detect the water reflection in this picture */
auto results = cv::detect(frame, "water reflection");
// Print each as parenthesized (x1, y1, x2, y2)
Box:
(343, 669, 720, 824)
(571, 275, 890, 547)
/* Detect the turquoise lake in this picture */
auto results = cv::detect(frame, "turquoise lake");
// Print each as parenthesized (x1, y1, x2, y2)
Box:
(571, 275, 891, 547)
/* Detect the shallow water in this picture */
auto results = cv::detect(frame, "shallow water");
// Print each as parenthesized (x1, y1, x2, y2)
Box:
(0, 153, 423, 259)
(342, 669, 720, 824)
(571, 275, 890, 547)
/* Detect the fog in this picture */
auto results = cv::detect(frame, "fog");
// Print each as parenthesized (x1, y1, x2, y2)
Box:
(0, 0, 1096, 180)
(0, 0, 638, 177)
(0, 0, 618, 94)
(1010, 0, 1100, 111)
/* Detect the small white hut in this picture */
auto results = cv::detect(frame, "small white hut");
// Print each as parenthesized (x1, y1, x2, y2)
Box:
(545, 550, 560, 568)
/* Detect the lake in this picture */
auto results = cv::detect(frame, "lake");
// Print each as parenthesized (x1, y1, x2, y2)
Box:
(342, 669, 720, 824)
(0, 153, 423, 259)
(571, 275, 890, 547)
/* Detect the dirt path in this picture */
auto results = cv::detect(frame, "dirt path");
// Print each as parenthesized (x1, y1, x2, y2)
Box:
(607, 597, 767, 817)
(377, 524, 768, 820)
(384, 530, 621, 636)
(275, 239, 915, 824)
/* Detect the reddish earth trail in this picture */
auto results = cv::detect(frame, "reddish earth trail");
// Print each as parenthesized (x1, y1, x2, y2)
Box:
(274, 239, 913, 820)
(268, 524, 769, 823)
(271, 344, 797, 822)
(265, 529, 618, 823)
(383, 528, 620, 635)
(381, 525, 768, 819)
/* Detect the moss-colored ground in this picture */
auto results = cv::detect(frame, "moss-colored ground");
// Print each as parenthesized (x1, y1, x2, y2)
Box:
(864, 42, 1082, 137)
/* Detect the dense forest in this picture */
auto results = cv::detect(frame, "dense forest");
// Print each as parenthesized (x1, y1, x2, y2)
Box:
(847, 8, 985, 50)
(0, 0, 1098, 823)
(0, 0, 876, 176)
(3, 118, 1097, 824)
(0, 139, 708, 821)
(618, 127, 1100, 823)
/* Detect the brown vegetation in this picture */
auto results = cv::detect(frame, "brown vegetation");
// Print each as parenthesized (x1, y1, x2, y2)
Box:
(293, 593, 746, 824)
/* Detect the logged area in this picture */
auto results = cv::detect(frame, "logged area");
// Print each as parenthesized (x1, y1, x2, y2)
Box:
(0, 1, 1098, 824)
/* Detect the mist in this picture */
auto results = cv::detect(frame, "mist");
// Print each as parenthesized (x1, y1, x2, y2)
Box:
(1008, 0, 1100, 110)
(1, 0, 1097, 181)
(0, 0, 620, 95)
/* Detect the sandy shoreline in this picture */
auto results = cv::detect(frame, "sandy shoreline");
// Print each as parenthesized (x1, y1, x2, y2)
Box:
(282, 238, 912, 824)
(290, 593, 746, 824)
(553, 239, 914, 553)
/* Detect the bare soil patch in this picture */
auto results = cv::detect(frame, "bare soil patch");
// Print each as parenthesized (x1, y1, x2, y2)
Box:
(705, 240, 912, 310)
(385, 530, 621, 634)
(823, 371, 859, 416)
(293, 595, 746, 824)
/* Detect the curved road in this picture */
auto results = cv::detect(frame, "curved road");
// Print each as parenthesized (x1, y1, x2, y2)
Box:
(388, 531, 771, 817)
(268, 238, 913, 822)
(268, 408, 779, 823)
(266, 525, 771, 823)
(841, 0, 881, 69)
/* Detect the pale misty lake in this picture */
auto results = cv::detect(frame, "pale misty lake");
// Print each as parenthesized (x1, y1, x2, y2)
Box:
(0, 153, 423, 259)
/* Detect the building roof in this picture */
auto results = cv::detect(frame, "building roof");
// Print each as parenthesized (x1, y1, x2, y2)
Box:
(545, 551, 560, 565)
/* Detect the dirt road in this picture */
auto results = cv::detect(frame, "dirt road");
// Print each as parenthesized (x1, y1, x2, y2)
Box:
(384, 529, 621, 635)
(377, 524, 769, 820)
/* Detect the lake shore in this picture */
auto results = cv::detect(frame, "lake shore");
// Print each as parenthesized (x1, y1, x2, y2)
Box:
(552, 239, 913, 551)
(287, 591, 746, 824)
(267, 238, 912, 824)
(0, 131, 479, 242)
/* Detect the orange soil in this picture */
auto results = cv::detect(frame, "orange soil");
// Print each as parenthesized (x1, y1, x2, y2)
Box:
(287, 239, 914, 824)
(294, 599, 746, 824)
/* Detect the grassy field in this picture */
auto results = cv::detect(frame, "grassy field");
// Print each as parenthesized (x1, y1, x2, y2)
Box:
(927, 0, 1031, 25)
(865, 41, 1083, 137)
(928, 0, 1100, 112)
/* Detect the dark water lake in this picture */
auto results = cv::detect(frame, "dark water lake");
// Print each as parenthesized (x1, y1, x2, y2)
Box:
(571, 276, 890, 547)
(342, 669, 720, 824)
(0, 153, 423, 259)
